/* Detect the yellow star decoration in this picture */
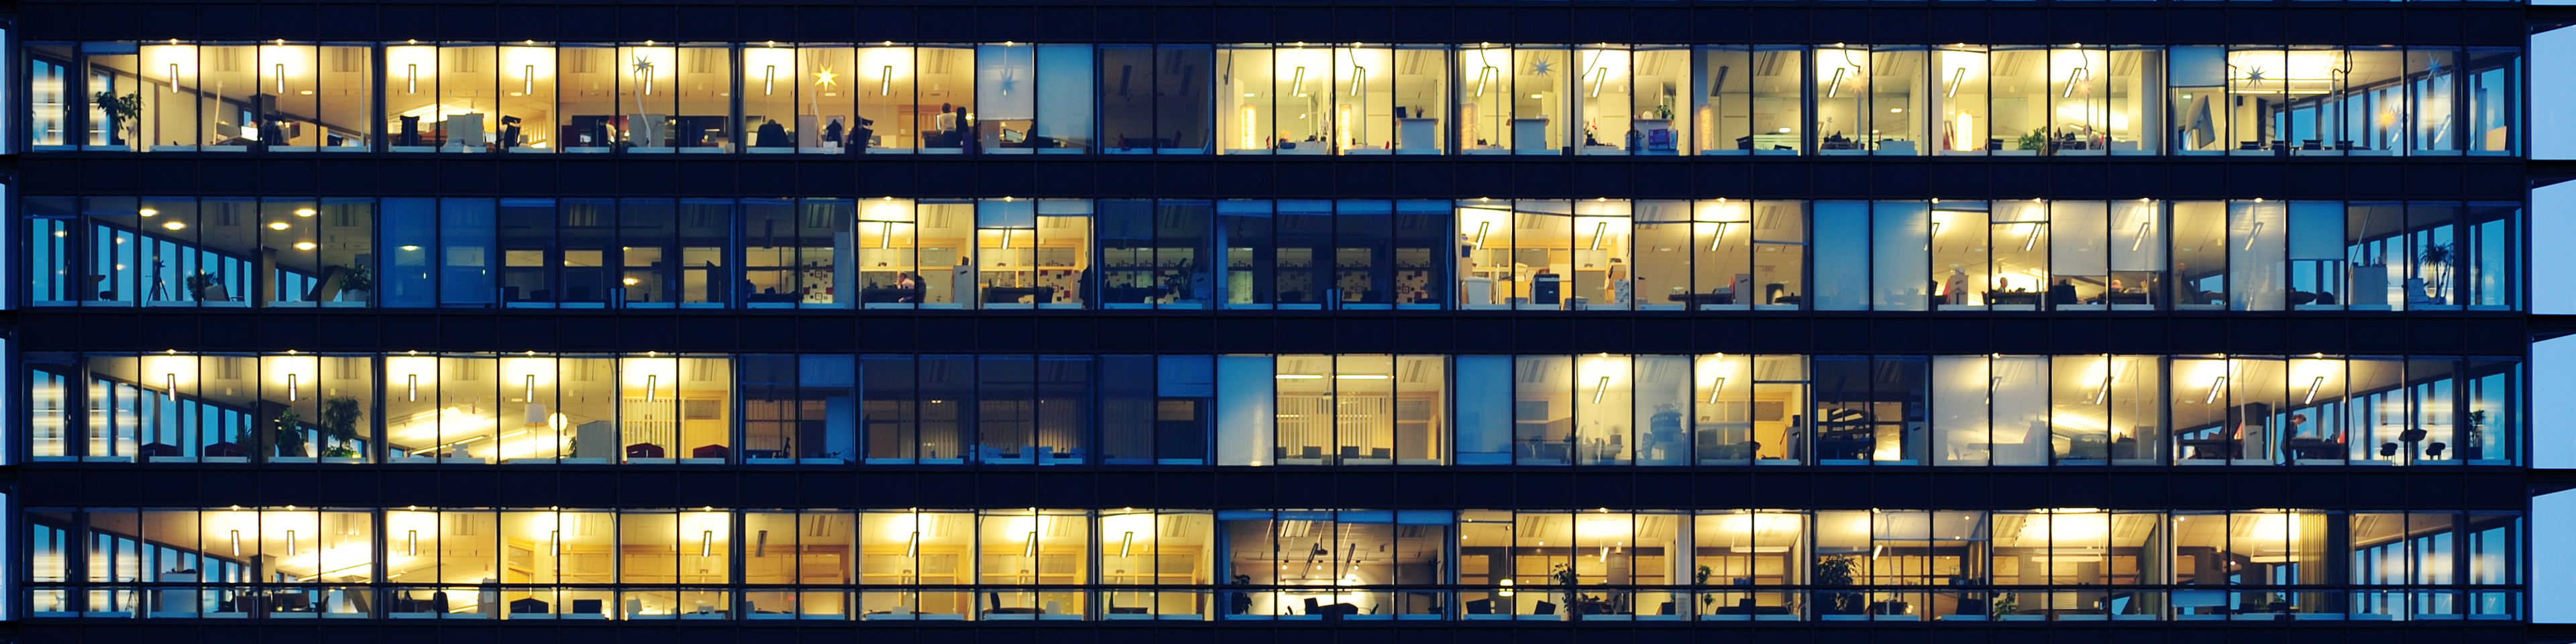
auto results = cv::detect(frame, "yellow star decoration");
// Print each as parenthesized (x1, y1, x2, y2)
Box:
(813, 66, 840, 89)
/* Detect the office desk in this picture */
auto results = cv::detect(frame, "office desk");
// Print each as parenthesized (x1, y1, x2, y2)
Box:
(860, 287, 924, 303)
(2282, 438, 2344, 460)
(1986, 292, 2041, 306)
(984, 286, 1057, 304)
(2178, 438, 2237, 460)
(1668, 292, 1735, 305)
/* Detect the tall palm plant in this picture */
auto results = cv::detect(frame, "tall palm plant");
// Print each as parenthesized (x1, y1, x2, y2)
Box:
(2420, 241, 2457, 305)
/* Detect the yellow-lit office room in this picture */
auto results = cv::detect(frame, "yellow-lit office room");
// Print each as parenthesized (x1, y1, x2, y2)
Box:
(33, 507, 2520, 621)
(25, 42, 2519, 157)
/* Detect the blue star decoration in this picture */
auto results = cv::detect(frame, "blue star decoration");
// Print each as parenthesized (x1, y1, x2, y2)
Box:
(1529, 60, 1554, 76)
(2245, 67, 2267, 84)
(631, 56, 655, 76)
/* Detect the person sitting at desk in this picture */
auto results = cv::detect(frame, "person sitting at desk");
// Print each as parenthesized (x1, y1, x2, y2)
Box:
(755, 119, 791, 148)
(2085, 278, 2128, 305)
(894, 272, 919, 303)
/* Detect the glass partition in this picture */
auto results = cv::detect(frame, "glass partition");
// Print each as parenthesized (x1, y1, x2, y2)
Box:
(1099, 46, 1213, 154)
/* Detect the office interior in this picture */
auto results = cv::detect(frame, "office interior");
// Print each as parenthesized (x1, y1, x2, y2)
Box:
(28, 506, 2520, 621)
(23, 42, 2521, 157)
(23, 197, 2521, 313)
(30, 351, 2523, 468)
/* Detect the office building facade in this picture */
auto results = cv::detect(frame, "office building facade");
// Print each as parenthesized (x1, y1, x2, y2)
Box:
(0, 0, 2558, 643)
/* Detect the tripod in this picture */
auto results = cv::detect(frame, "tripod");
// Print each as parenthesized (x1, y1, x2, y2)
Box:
(146, 260, 168, 301)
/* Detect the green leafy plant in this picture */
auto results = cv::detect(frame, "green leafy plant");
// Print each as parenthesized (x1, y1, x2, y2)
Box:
(1695, 565, 1717, 612)
(337, 264, 374, 294)
(2463, 409, 2487, 458)
(184, 272, 219, 301)
(1992, 591, 2020, 616)
(2016, 127, 2050, 152)
(319, 396, 363, 458)
(1550, 563, 1580, 610)
(272, 408, 309, 458)
(93, 91, 143, 145)
(1813, 555, 1863, 614)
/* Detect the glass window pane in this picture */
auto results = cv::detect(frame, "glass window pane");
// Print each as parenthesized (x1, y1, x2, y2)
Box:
(1872, 201, 1929, 311)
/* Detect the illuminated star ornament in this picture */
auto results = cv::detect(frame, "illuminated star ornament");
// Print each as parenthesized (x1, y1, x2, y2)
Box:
(631, 55, 655, 76)
(813, 66, 840, 89)
(1529, 60, 1555, 76)
(2243, 67, 2267, 85)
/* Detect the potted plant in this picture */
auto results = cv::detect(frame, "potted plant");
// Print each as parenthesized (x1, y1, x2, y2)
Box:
(2419, 241, 2455, 305)
(1550, 563, 1580, 619)
(2005, 127, 2051, 156)
(184, 272, 228, 302)
(2461, 409, 2487, 461)
(1694, 565, 1718, 614)
(1992, 591, 2021, 619)
(319, 396, 363, 460)
(337, 264, 374, 303)
(1813, 555, 1864, 615)
(93, 91, 142, 146)
(272, 408, 309, 459)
